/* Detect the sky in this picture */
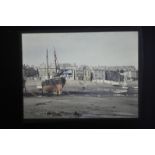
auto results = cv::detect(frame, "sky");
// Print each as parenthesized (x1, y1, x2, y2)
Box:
(22, 31, 138, 69)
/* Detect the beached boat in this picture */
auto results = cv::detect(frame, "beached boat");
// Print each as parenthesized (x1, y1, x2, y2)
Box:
(41, 49, 66, 95)
(127, 85, 138, 94)
(112, 73, 128, 94)
(133, 86, 138, 89)
(113, 88, 128, 94)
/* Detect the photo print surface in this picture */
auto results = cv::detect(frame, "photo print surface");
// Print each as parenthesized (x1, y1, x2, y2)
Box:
(22, 32, 138, 119)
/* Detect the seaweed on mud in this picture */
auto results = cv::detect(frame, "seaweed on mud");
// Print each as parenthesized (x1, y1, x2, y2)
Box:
(35, 102, 46, 106)
(46, 111, 62, 117)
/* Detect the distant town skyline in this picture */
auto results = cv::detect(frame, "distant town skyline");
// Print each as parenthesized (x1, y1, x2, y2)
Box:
(23, 63, 137, 69)
(22, 32, 138, 69)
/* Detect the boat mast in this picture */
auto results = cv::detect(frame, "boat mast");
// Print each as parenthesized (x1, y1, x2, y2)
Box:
(54, 48, 58, 74)
(46, 49, 50, 79)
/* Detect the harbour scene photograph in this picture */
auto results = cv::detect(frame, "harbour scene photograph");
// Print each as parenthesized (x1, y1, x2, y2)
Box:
(22, 32, 138, 119)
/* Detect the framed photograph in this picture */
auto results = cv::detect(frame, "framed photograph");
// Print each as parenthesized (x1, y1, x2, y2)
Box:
(21, 28, 139, 120)
(3, 26, 155, 129)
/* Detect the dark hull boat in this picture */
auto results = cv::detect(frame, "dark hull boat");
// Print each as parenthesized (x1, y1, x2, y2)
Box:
(42, 77, 66, 95)
(41, 48, 66, 95)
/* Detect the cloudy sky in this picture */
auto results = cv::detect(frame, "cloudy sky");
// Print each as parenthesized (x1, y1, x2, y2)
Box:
(22, 31, 138, 69)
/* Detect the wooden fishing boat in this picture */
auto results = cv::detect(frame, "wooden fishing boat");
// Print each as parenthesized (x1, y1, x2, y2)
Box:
(41, 48, 66, 95)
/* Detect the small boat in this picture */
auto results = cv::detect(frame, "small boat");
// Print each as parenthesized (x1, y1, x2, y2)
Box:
(127, 85, 138, 94)
(112, 73, 128, 94)
(133, 86, 138, 89)
(113, 89, 128, 94)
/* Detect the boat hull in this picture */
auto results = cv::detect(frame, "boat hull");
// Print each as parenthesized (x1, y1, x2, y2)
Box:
(42, 77, 66, 95)
(113, 89, 128, 94)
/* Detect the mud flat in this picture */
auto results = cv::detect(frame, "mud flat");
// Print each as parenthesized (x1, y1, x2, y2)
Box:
(24, 79, 138, 119)
(24, 95, 138, 119)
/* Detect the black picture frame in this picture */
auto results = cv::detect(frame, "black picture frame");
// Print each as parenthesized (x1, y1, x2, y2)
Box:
(1, 26, 154, 129)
